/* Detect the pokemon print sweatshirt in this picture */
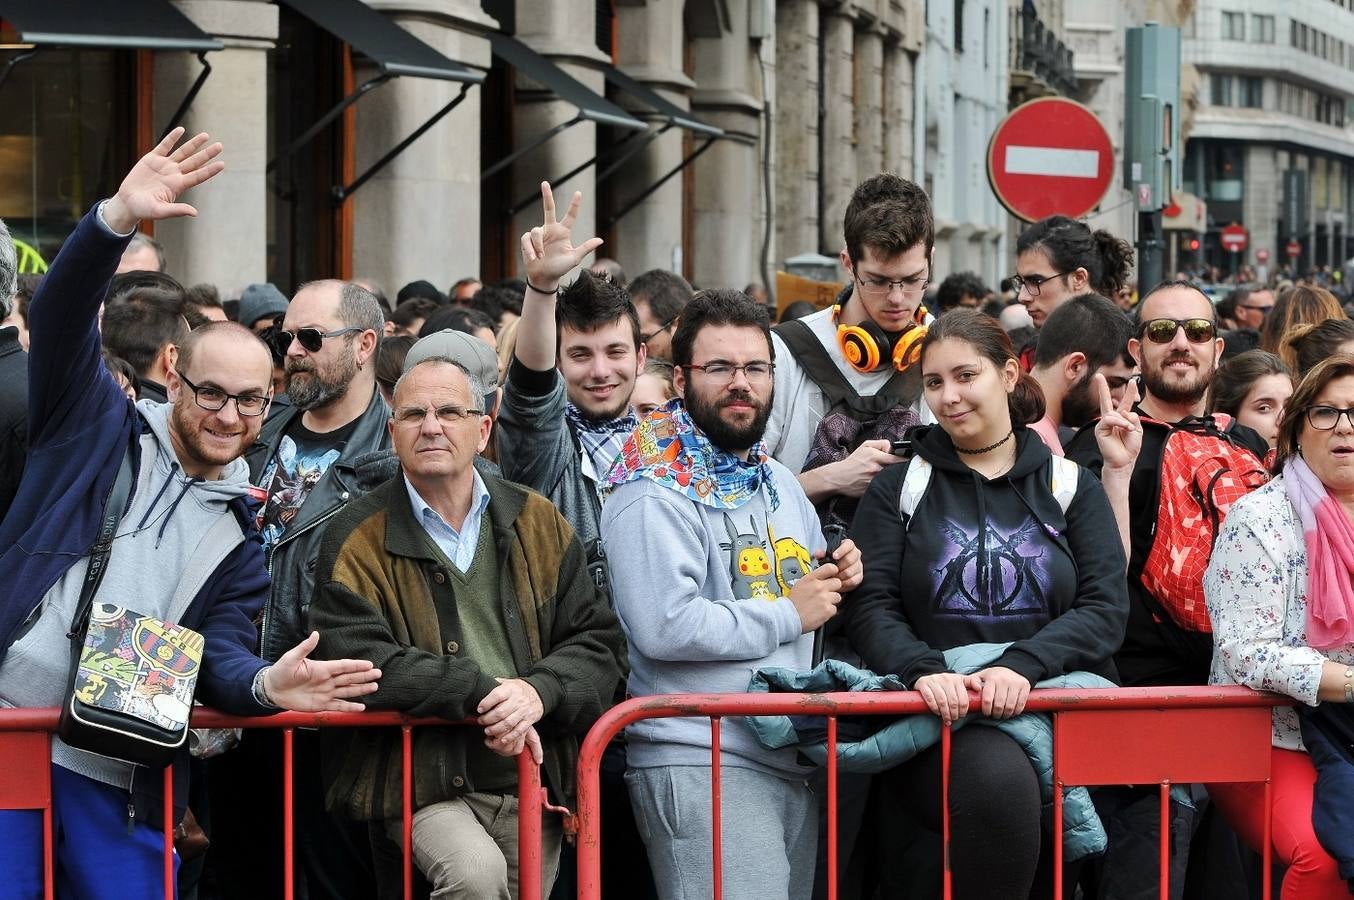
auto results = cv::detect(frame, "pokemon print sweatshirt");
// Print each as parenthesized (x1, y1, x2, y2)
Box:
(601, 456, 827, 776)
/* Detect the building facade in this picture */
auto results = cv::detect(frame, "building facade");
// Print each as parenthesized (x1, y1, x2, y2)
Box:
(1184, 0, 1354, 278)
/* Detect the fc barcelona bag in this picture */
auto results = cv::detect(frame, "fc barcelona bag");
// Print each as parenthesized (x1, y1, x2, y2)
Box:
(56, 444, 205, 769)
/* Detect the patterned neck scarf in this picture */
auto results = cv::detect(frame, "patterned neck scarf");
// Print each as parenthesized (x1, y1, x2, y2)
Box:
(1284, 456, 1354, 649)
(565, 403, 639, 480)
(604, 399, 779, 511)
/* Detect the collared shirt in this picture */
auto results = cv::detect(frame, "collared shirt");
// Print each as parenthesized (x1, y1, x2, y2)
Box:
(404, 470, 491, 573)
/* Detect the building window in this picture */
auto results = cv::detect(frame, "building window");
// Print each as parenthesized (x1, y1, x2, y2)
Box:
(1252, 14, 1275, 43)
(954, 0, 965, 52)
(1240, 76, 1263, 108)
(1221, 11, 1245, 40)
(1211, 74, 1234, 107)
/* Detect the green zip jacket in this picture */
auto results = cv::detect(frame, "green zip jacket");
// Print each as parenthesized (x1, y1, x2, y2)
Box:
(310, 472, 624, 820)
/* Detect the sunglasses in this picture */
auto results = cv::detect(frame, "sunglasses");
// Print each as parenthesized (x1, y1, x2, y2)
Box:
(1138, 318, 1216, 344)
(273, 326, 363, 354)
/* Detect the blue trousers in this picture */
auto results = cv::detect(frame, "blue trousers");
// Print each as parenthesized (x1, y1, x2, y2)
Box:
(0, 764, 178, 900)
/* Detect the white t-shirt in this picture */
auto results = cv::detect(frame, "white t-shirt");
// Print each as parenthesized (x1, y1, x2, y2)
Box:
(766, 306, 932, 473)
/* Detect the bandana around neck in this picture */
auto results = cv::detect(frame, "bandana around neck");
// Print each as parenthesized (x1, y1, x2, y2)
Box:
(604, 398, 779, 511)
(565, 403, 639, 478)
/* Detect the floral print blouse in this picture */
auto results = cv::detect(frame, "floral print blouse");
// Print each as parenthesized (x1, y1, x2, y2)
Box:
(1203, 476, 1354, 751)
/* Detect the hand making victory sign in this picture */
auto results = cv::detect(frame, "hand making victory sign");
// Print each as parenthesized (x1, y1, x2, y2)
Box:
(520, 181, 605, 295)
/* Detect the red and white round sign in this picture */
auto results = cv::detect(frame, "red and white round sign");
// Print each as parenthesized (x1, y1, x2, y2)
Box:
(987, 98, 1116, 223)
(1221, 225, 1248, 253)
(1287, 239, 1303, 258)
(1257, 248, 1271, 263)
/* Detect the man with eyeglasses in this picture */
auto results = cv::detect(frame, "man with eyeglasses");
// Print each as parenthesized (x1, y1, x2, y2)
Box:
(601, 289, 862, 900)
(210, 280, 391, 899)
(0, 129, 382, 896)
(629, 268, 694, 362)
(309, 354, 623, 900)
(1064, 280, 1269, 900)
(766, 174, 934, 510)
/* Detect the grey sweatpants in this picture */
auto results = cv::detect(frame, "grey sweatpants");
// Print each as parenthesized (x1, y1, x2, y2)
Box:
(626, 764, 817, 900)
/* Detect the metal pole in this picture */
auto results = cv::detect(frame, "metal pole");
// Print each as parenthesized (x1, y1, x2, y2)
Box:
(1137, 209, 1164, 291)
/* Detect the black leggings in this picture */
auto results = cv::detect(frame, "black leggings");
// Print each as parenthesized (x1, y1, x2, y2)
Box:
(889, 724, 1074, 900)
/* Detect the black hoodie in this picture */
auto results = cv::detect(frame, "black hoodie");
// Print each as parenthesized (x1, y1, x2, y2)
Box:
(846, 425, 1129, 688)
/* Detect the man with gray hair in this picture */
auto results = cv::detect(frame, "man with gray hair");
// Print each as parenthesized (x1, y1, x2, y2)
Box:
(116, 231, 165, 273)
(208, 277, 394, 899)
(0, 214, 22, 520)
(310, 355, 623, 900)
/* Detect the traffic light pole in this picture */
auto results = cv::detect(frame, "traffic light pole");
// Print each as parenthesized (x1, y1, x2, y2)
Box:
(1137, 209, 1164, 291)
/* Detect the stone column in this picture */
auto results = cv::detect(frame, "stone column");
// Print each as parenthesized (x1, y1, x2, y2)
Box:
(1244, 144, 1279, 273)
(774, 0, 820, 264)
(509, 0, 609, 272)
(854, 27, 884, 183)
(819, 9, 856, 253)
(348, 1, 497, 293)
(610, 0, 692, 277)
(883, 43, 915, 178)
(155, 0, 277, 294)
(689, 1, 765, 290)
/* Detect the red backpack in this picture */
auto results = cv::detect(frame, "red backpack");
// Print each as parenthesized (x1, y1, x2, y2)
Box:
(1140, 412, 1268, 632)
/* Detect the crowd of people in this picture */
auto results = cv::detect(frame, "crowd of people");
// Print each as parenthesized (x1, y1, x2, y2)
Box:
(4, 128, 1354, 900)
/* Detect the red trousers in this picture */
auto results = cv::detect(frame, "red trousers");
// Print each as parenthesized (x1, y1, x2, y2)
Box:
(1209, 747, 1351, 899)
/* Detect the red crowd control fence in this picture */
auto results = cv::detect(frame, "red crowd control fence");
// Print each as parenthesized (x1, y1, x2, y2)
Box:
(0, 708, 555, 900)
(574, 686, 1293, 900)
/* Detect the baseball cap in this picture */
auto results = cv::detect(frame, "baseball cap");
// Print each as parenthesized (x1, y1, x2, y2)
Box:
(404, 328, 500, 392)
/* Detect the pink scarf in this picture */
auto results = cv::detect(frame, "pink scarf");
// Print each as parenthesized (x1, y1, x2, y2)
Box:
(1284, 456, 1354, 649)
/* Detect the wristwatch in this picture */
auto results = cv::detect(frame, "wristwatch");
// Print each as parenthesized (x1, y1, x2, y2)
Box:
(1344, 667, 1353, 704)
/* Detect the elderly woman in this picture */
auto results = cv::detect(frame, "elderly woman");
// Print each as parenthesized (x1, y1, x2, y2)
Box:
(1204, 355, 1354, 898)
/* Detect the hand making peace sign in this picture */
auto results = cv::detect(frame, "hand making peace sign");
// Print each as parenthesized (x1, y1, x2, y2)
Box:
(1093, 372, 1142, 473)
(519, 181, 604, 294)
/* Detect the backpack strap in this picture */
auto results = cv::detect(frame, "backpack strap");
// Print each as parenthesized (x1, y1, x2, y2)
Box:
(898, 455, 932, 520)
(1049, 456, 1080, 516)
(898, 453, 1078, 524)
(773, 318, 921, 420)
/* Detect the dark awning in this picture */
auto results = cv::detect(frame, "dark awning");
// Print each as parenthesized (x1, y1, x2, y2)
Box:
(486, 34, 644, 132)
(278, 0, 482, 84)
(0, 0, 223, 51)
(603, 67, 723, 138)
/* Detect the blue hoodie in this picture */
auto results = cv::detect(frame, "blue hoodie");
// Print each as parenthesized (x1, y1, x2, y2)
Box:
(0, 205, 274, 824)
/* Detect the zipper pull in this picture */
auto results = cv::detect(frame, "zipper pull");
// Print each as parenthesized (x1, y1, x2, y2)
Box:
(127, 800, 136, 835)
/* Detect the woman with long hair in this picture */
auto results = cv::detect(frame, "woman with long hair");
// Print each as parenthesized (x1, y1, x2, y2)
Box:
(847, 309, 1129, 899)
(1260, 285, 1347, 372)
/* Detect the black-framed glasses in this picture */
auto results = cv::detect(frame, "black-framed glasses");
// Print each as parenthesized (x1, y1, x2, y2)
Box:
(273, 326, 363, 354)
(853, 272, 930, 300)
(1305, 406, 1354, 431)
(640, 317, 677, 343)
(1139, 317, 1217, 344)
(1240, 304, 1274, 315)
(392, 404, 485, 428)
(683, 361, 775, 383)
(178, 373, 270, 417)
(1010, 272, 1069, 297)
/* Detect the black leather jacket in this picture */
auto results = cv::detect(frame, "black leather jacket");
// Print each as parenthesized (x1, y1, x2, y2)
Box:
(246, 384, 391, 662)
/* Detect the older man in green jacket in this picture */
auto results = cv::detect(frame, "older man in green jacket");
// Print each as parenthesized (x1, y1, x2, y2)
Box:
(311, 355, 624, 900)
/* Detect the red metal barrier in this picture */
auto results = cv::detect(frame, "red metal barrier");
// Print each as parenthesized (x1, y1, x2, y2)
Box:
(574, 686, 1291, 900)
(0, 708, 554, 900)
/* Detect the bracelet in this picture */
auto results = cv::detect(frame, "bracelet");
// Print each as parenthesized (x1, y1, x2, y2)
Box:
(1345, 667, 1353, 704)
(526, 279, 558, 296)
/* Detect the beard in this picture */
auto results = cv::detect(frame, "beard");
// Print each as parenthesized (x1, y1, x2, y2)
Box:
(684, 386, 772, 453)
(171, 400, 250, 470)
(285, 344, 358, 410)
(1061, 372, 1100, 429)
(576, 389, 634, 424)
(1142, 350, 1213, 407)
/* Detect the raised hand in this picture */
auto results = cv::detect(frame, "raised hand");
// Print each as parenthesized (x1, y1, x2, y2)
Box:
(102, 128, 225, 234)
(519, 182, 604, 293)
(262, 631, 381, 713)
(1093, 372, 1142, 473)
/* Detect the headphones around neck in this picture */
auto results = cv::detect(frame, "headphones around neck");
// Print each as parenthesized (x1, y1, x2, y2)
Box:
(833, 304, 928, 374)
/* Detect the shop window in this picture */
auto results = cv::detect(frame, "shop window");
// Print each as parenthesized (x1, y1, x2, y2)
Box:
(0, 44, 137, 266)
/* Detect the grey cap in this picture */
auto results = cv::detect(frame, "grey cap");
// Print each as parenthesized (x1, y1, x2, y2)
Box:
(404, 328, 500, 391)
(237, 283, 289, 328)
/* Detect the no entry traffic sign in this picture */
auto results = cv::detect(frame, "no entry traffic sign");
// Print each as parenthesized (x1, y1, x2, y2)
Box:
(1221, 225, 1248, 253)
(1287, 239, 1303, 258)
(987, 98, 1115, 222)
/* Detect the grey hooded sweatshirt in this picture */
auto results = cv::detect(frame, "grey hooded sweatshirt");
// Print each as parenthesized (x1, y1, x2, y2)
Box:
(0, 400, 254, 790)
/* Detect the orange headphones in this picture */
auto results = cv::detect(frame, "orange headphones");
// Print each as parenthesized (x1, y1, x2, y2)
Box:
(834, 304, 928, 373)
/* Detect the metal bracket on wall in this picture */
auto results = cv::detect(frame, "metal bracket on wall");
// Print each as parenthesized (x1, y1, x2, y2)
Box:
(160, 51, 213, 140)
(0, 47, 38, 93)
(604, 135, 719, 228)
(504, 123, 673, 218)
(334, 81, 472, 202)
